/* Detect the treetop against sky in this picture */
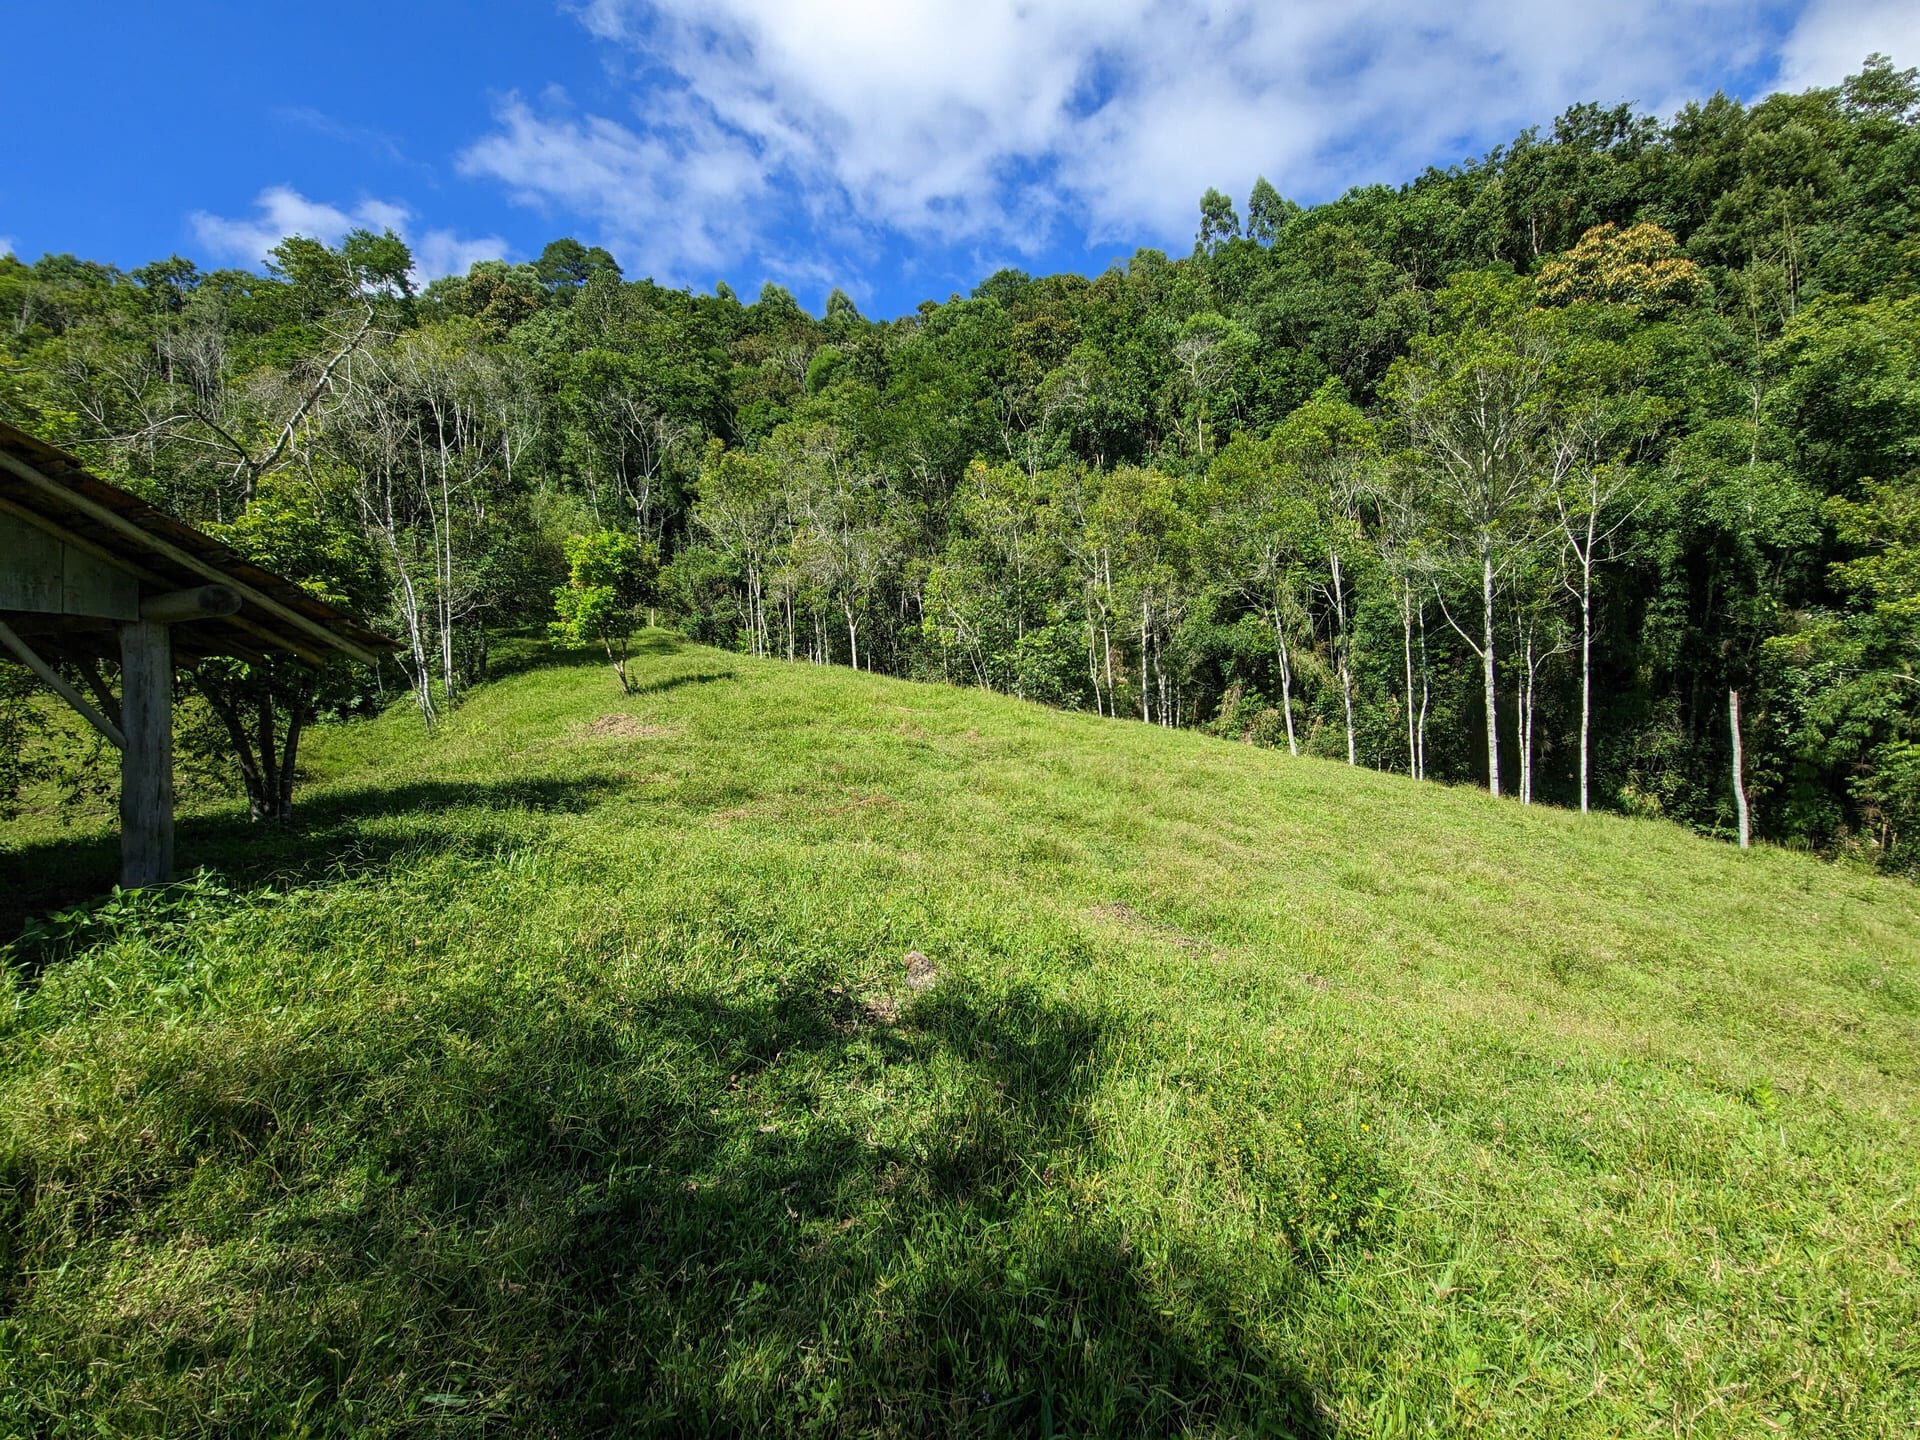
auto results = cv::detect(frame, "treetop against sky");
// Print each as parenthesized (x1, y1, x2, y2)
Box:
(6, 0, 1918, 316)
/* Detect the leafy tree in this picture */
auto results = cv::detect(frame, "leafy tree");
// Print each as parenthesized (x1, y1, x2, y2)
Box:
(1535, 222, 1702, 310)
(535, 237, 622, 292)
(550, 530, 659, 693)
(1393, 273, 1557, 795)
(1246, 177, 1299, 246)
(1196, 188, 1241, 253)
(195, 468, 382, 821)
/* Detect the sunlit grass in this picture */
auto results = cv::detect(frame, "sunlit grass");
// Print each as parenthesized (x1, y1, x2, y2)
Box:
(4, 633, 1917, 1436)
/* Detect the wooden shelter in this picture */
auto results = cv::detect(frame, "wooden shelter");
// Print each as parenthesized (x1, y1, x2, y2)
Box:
(0, 422, 394, 887)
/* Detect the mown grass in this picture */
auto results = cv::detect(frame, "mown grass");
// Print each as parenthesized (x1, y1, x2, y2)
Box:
(3, 631, 1918, 1437)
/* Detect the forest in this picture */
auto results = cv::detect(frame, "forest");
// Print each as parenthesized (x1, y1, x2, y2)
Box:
(4, 54, 1918, 870)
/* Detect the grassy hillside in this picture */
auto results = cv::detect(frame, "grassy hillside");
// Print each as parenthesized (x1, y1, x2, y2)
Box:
(3, 634, 1918, 1437)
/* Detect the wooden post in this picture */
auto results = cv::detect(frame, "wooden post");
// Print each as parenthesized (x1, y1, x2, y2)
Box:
(119, 619, 173, 888)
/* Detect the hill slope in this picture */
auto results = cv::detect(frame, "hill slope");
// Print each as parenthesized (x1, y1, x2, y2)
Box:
(4, 634, 1918, 1436)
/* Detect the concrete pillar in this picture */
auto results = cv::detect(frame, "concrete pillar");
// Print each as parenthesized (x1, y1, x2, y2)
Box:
(119, 619, 173, 888)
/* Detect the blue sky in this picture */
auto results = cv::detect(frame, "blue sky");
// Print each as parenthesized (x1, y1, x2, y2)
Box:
(5, 1, 1916, 318)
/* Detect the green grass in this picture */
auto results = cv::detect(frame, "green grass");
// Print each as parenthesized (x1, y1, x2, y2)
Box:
(3, 632, 1918, 1437)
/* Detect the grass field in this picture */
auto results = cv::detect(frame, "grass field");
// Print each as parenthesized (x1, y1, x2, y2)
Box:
(3, 632, 1919, 1437)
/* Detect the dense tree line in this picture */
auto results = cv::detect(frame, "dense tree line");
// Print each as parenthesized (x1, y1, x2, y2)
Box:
(5, 56, 1919, 870)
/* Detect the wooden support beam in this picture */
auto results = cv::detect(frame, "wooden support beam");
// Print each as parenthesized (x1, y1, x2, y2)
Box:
(119, 619, 173, 889)
(0, 618, 126, 748)
(0, 449, 381, 664)
(2, 491, 327, 662)
(142, 585, 243, 622)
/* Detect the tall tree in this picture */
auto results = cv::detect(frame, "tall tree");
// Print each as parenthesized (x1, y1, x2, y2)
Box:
(1395, 274, 1556, 796)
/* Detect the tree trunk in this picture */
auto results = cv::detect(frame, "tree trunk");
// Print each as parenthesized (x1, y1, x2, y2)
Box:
(1481, 546, 1501, 797)
(436, 442, 458, 709)
(1416, 606, 1430, 782)
(255, 691, 280, 818)
(1140, 603, 1151, 723)
(1578, 556, 1593, 813)
(1271, 606, 1297, 756)
(1402, 586, 1417, 777)
(1519, 634, 1535, 806)
(1330, 547, 1355, 765)
(1730, 688, 1751, 849)
(381, 484, 434, 724)
(275, 704, 305, 822)
(201, 680, 263, 820)
(440, 601, 456, 708)
(1087, 612, 1103, 716)
(1101, 620, 1115, 714)
(1152, 622, 1165, 727)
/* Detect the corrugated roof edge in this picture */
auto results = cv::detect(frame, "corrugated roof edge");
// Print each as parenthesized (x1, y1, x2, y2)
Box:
(0, 421, 397, 661)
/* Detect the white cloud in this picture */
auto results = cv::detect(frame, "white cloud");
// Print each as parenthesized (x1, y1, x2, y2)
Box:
(462, 0, 1815, 283)
(457, 93, 768, 278)
(189, 185, 508, 281)
(413, 229, 512, 280)
(1778, 0, 1920, 91)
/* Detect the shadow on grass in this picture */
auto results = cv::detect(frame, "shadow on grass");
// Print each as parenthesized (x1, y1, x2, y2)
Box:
(490, 627, 692, 681)
(1, 632, 718, 944)
(1, 968, 1332, 1437)
(629, 668, 737, 696)
(1, 774, 624, 950)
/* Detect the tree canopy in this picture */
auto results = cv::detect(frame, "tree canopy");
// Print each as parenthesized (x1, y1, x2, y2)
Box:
(6, 55, 1920, 870)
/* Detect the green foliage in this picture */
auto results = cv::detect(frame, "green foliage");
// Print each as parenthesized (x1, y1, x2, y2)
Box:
(551, 529, 660, 692)
(4, 55, 1920, 865)
(1195, 186, 1241, 252)
(0, 666, 42, 822)
(534, 236, 623, 292)
(1246, 176, 1299, 245)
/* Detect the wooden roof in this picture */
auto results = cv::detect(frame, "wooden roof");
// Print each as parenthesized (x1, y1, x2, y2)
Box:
(0, 422, 395, 665)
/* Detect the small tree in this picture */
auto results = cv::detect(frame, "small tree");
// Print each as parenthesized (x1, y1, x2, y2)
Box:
(551, 530, 657, 693)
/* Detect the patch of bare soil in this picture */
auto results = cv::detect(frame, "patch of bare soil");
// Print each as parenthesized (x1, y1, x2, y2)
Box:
(820, 952, 938, 1032)
(581, 714, 678, 739)
(1086, 902, 1206, 950)
(826, 790, 896, 815)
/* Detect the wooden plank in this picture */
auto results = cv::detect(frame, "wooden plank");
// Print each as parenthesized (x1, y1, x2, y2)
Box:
(64, 542, 142, 619)
(1, 509, 140, 619)
(0, 512, 65, 611)
(0, 449, 381, 664)
(0, 491, 170, 585)
(119, 619, 174, 888)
